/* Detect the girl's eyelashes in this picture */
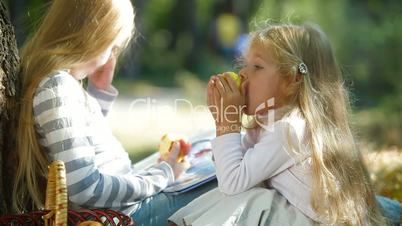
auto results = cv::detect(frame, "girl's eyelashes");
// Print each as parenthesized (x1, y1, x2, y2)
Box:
(234, 56, 264, 71)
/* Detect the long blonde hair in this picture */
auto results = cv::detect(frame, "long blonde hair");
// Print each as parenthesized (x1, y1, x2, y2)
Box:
(249, 23, 386, 225)
(13, 0, 135, 212)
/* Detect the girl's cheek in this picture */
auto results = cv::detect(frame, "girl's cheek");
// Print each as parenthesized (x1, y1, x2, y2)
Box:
(97, 48, 112, 66)
(86, 52, 109, 74)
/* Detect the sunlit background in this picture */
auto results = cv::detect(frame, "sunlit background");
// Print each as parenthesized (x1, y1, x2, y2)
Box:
(6, 0, 402, 201)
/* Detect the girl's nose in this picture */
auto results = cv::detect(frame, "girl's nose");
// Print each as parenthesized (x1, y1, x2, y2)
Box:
(239, 67, 247, 81)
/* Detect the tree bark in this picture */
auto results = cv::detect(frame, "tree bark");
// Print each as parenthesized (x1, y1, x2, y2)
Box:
(0, 0, 20, 215)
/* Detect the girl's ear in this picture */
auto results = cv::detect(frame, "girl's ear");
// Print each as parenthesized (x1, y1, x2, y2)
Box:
(295, 74, 302, 82)
(282, 73, 301, 100)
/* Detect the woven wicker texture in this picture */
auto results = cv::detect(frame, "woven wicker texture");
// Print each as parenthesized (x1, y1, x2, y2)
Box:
(0, 161, 134, 226)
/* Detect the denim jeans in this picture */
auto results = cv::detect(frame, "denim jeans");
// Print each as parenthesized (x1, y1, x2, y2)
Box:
(131, 180, 218, 226)
(131, 179, 401, 226)
(376, 195, 402, 226)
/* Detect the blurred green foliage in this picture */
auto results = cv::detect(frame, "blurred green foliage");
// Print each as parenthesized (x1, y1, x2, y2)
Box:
(6, 0, 402, 147)
(254, 0, 402, 147)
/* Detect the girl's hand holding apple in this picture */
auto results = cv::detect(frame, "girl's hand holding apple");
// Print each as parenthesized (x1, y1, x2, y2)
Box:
(207, 72, 245, 136)
(158, 133, 191, 180)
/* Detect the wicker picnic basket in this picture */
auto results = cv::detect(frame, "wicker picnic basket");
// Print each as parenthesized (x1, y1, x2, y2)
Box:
(0, 161, 135, 226)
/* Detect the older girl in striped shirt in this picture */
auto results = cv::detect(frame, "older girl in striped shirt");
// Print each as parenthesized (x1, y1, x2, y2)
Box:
(13, 0, 186, 215)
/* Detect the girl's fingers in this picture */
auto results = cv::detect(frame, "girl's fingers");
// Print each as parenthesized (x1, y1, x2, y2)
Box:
(207, 79, 217, 113)
(207, 79, 214, 106)
(168, 142, 180, 163)
(214, 76, 225, 97)
(223, 73, 238, 93)
(213, 86, 221, 105)
(219, 74, 233, 92)
(211, 84, 217, 107)
(210, 86, 219, 123)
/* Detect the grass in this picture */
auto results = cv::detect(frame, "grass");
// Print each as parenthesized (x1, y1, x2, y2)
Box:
(364, 148, 402, 202)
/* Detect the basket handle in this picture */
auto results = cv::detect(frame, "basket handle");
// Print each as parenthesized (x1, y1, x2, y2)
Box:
(44, 160, 68, 226)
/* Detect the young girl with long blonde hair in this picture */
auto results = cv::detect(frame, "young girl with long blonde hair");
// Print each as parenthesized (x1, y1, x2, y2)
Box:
(13, 0, 185, 214)
(169, 22, 390, 225)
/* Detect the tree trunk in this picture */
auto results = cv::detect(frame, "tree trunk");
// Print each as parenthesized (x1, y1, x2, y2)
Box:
(0, 0, 20, 215)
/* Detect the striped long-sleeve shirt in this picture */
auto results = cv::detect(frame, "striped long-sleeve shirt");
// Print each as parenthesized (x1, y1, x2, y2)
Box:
(33, 70, 174, 214)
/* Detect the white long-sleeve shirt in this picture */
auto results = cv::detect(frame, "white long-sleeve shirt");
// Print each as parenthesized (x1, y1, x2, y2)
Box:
(33, 70, 174, 214)
(211, 109, 321, 222)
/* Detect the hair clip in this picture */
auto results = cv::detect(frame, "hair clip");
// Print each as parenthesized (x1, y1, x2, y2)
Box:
(298, 63, 308, 75)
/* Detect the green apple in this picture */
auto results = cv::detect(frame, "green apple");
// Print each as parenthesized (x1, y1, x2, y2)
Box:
(227, 72, 241, 89)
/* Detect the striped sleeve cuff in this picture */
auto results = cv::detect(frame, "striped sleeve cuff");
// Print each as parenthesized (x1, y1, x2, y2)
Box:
(156, 161, 175, 185)
(87, 81, 118, 116)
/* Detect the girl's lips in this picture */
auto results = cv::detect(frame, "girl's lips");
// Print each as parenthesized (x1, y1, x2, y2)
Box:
(242, 81, 249, 111)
